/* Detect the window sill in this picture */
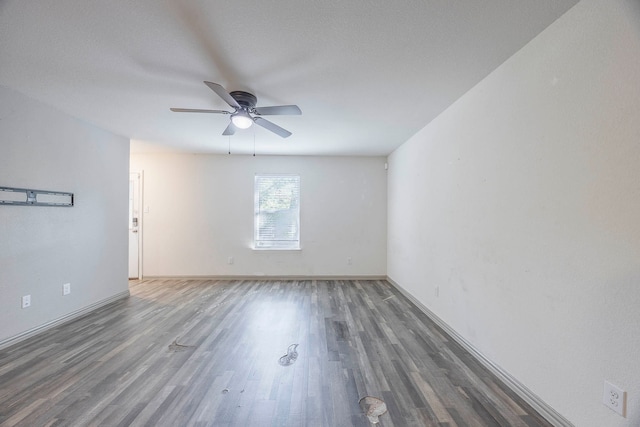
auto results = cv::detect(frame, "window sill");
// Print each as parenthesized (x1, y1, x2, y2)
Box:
(252, 247, 302, 251)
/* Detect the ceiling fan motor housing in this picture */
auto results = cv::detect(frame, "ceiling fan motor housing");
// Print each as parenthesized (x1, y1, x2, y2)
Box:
(230, 91, 257, 109)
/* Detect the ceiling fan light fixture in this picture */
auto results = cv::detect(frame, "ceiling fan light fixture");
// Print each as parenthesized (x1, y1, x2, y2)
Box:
(171, 82, 300, 138)
(231, 111, 253, 129)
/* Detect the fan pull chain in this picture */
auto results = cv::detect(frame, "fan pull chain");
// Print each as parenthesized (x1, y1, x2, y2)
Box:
(253, 127, 256, 157)
(228, 135, 231, 155)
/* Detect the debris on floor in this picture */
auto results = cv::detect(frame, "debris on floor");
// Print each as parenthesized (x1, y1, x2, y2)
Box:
(359, 396, 387, 424)
(167, 338, 195, 353)
(278, 343, 299, 366)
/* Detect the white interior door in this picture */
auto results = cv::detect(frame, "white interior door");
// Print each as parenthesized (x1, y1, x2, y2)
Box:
(128, 172, 141, 279)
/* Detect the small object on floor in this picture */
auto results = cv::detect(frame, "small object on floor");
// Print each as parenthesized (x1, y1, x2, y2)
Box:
(359, 396, 387, 424)
(167, 338, 195, 353)
(278, 343, 299, 366)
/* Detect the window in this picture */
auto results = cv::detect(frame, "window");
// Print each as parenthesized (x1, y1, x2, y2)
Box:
(254, 174, 300, 250)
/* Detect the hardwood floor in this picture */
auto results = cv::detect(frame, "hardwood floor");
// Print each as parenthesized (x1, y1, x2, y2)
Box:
(0, 279, 552, 427)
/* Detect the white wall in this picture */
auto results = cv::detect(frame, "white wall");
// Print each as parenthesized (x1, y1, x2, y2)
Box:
(0, 86, 130, 345)
(387, 0, 640, 426)
(130, 153, 387, 277)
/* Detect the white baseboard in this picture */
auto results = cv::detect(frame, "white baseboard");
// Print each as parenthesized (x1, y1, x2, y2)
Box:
(141, 275, 387, 281)
(0, 290, 130, 351)
(386, 277, 573, 427)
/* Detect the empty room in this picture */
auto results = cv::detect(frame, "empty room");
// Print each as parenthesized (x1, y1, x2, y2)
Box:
(1, 0, 639, 426)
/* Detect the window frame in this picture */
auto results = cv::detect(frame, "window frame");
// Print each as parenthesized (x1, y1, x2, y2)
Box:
(253, 174, 301, 251)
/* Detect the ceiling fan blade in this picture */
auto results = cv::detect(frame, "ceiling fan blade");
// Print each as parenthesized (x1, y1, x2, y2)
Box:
(222, 122, 236, 136)
(204, 81, 240, 109)
(253, 117, 292, 138)
(253, 105, 302, 116)
(170, 108, 231, 114)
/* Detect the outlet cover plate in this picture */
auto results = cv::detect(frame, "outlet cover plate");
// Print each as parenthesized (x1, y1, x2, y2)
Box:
(63, 283, 71, 295)
(603, 380, 626, 417)
(21, 295, 31, 308)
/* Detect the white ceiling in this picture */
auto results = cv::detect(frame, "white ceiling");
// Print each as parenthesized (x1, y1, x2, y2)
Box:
(0, 0, 579, 156)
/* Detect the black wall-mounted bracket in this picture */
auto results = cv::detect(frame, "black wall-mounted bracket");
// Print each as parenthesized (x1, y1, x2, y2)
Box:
(0, 186, 74, 207)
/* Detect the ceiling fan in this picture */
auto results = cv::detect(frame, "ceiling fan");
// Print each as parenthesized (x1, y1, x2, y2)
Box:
(170, 81, 302, 138)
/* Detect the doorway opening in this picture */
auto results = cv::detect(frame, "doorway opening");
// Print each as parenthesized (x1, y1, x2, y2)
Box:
(129, 172, 142, 279)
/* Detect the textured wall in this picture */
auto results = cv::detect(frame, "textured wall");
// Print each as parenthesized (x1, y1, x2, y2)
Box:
(130, 153, 387, 277)
(387, 0, 640, 425)
(0, 86, 130, 344)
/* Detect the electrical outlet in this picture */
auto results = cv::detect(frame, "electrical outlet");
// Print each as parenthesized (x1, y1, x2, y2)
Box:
(227, 257, 234, 265)
(603, 380, 626, 417)
(347, 257, 352, 265)
(63, 283, 71, 295)
(21, 295, 31, 309)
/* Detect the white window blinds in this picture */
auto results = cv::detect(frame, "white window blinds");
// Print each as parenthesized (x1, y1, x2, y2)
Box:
(254, 174, 300, 249)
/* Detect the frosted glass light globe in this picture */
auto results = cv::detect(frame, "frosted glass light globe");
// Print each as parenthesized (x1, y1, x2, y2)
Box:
(231, 112, 253, 129)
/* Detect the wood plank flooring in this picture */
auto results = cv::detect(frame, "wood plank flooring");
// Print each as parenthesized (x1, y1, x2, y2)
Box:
(0, 279, 552, 426)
